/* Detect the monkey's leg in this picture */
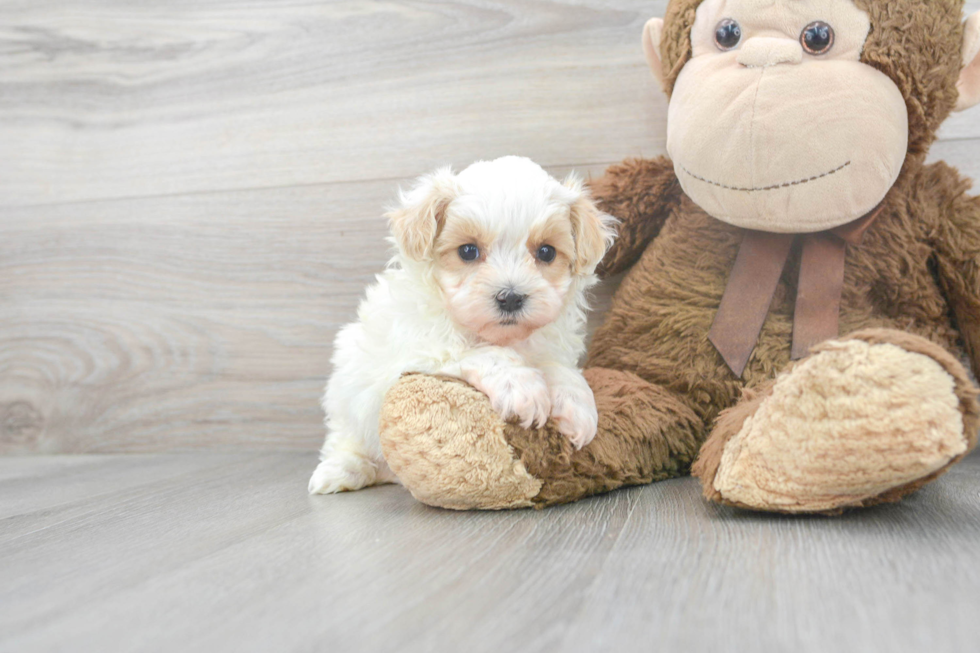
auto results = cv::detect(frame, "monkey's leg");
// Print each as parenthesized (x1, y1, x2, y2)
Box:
(693, 329, 980, 514)
(378, 368, 704, 510)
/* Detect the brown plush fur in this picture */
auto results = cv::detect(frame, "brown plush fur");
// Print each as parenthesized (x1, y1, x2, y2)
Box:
(508, 368, 702, 506)
(593, 158, 684, 277)
(581, 151, 980, 506)
(377, 0, 980, 512)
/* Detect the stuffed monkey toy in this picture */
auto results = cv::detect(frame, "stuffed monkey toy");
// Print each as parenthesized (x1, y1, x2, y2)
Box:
(377, 0, 980, 513)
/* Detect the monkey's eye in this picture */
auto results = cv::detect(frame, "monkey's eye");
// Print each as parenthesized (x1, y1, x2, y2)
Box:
(458, 244, 480, 261)
(714, 19, 742, 51)
(536, 245, 557, 263)
(801, 21, 834, 55)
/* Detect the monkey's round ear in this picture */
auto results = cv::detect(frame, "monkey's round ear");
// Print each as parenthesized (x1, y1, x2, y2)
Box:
(386, 168, 458, 261)
(955, 11, 980, 112)
(563, 175, 617, 276)
(642, 18, 666, 90)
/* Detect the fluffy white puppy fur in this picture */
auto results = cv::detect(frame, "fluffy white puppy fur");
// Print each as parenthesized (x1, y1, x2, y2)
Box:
(309, 156, 616, 494)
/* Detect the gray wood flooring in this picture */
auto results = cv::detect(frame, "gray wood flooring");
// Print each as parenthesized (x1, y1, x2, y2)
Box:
(3, 452, 980, 653)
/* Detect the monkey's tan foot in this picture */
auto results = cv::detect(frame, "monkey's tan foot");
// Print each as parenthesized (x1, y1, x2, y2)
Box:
(692, 329, 980, 514)
(379, 369, 703, 510)
(379, 374, 543, 510)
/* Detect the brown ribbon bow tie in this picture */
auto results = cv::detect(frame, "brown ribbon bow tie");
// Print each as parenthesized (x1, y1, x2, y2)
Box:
(708, 205, 884, 378)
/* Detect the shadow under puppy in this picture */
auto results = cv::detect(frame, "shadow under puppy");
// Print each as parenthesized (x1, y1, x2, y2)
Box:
(309, 156, 615, 494)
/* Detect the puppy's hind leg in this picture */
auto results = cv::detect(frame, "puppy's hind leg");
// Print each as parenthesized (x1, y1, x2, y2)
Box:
(309, 436, 389, 494)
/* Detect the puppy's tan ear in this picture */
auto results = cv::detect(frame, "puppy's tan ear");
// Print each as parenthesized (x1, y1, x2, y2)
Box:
(564, 175, 617, 275)
(387, 167, 458, 261)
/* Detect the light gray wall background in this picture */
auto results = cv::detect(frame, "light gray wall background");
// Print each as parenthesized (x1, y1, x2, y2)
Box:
(3, 0, 979, 454)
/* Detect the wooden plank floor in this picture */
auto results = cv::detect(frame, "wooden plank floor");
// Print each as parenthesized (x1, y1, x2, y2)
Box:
(2, 452, 980, 653)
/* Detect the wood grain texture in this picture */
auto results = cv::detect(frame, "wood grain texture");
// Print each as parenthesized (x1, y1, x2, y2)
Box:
(1, 181, 392, 453)
(2, 452, 980, 652)
(0, 0, 978, 453)
(0, 0, 669, 207)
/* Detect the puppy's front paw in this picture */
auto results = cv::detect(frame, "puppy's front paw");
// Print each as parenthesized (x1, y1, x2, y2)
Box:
(477, 366, 551, 430)
(308, 450, 377, 494)
(551, 384, 598, 450)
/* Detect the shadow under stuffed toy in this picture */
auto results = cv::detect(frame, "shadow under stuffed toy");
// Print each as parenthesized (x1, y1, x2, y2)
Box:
(377, 0, 980, 514)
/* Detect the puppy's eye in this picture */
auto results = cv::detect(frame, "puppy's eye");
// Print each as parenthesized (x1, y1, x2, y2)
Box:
(536, 245, 557, 263)
(458, 243, 480, 261)
(714, 18, 741, 51)
(801, 21, 834, 55)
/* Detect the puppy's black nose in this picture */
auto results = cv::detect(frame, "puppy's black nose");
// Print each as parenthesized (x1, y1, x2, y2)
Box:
(495, 289, 526, 314)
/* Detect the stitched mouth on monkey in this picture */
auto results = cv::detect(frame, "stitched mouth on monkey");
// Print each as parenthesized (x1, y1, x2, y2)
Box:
(680, 161, 852, 193)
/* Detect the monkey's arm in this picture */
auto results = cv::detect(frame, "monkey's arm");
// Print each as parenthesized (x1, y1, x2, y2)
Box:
(934, 188, 980, 376)
(589, 156, 684, 277)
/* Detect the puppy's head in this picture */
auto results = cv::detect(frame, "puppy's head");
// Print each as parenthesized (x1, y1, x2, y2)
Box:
(388, 156, 615, 346)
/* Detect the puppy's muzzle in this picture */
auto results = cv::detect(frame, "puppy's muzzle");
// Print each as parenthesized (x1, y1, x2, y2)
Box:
(495, 289, 527, 314)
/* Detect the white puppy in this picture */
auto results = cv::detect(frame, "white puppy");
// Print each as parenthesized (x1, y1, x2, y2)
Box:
(309, 156, 616, 494)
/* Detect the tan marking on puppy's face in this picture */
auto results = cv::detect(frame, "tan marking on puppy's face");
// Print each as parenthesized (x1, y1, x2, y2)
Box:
(527, 210, 575, 287)
(434, 214, 494, 276)
(432, 206, 575, 347)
